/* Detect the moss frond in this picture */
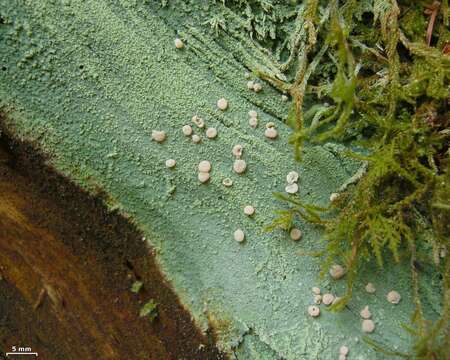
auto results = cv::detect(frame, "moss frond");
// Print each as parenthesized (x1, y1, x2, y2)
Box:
(266, 192, 327, 232)
(139, 299, 158, 322)
(211, 0, 450, 357)
(262, 0, 450, 357)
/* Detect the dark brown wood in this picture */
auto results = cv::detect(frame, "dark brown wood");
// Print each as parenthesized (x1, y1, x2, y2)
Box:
(0, 131, 225, 360)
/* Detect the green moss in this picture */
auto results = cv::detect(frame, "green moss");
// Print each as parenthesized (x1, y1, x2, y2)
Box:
(263, 0, 449, 358)
(139, 300, 158, 322)
(131, 281, 143, 294)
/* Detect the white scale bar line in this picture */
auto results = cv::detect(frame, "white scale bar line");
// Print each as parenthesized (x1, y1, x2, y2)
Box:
(5, 353, 38, 356)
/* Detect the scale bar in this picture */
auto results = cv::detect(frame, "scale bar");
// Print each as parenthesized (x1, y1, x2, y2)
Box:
(5, 353, 38, 356)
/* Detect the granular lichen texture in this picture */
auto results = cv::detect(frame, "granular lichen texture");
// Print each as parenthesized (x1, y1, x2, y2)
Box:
(0, 1, 446, 359)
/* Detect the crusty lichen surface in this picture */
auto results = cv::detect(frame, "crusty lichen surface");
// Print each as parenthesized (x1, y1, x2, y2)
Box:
(0, 1, 442, 358)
